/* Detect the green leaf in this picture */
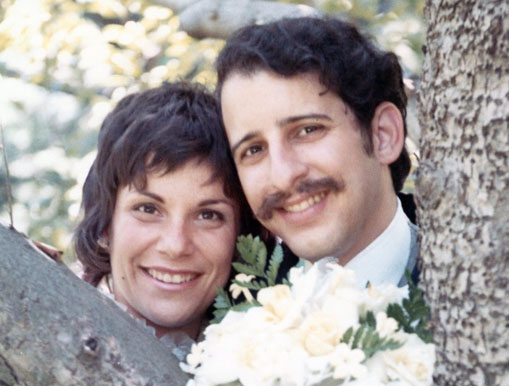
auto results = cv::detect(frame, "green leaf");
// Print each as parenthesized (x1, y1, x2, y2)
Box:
(236, 235, 259, 264)
(365, 311, 376, 328)
(385, 269, 433, 343)
(211, 235, 291, 323)
(342, 322, 404, 359)
(214, 287, 232, 309)
(231, 301, 260, 312)
(236, 235, 266, 267)
(255, 239, 267, 272)
(362, 327, 375, 348)
(231, 262, 264, 277)
(211, 308, 229, 324)
(387, 303, 409, 330)
(267, 244, 283, 286)
(341, 327, 354, 344)
(352, 325, 365, 349)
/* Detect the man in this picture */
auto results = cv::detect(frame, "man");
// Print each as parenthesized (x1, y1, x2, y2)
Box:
(216, 17, 418, 287)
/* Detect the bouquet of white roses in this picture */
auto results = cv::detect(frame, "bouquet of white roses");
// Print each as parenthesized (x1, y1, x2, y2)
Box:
(182, 236, 434, 386)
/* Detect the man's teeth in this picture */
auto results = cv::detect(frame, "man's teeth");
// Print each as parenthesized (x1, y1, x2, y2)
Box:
(284, 192, 326, 212)
(147, 269, 197, 284)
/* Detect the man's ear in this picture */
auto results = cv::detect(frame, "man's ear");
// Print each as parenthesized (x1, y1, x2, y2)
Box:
(370, 102, 404, 165)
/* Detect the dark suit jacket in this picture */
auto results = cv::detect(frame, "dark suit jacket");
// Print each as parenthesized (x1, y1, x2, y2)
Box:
(397, 222, 419, 286)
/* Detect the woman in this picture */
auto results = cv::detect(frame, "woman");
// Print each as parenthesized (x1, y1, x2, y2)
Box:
(74, 82, 258, 340)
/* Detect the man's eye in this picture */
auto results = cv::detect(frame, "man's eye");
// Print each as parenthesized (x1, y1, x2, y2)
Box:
(297, 125, 321, 137)
(243, 144, 264, 158)
(199, 210, 223, 221)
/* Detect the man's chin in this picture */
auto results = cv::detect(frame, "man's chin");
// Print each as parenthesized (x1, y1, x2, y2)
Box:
(284, 238, 337, 263)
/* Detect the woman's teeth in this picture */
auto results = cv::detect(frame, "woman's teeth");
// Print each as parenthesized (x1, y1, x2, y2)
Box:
(284, 192, 326, 212)
(147, 269, 197, 284)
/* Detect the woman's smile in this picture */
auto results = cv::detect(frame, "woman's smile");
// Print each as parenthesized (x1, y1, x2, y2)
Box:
(145, 267, 199, 285)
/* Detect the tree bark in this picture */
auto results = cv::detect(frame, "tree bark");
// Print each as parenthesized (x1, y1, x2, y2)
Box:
(417, 1, 509, 385)
(0, 224, 190, 385)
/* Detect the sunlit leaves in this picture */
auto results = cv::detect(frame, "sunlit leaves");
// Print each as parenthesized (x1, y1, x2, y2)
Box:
(0, 0, 424, 253)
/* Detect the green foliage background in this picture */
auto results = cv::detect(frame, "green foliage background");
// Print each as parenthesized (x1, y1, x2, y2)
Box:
(0, 0, 424, 262)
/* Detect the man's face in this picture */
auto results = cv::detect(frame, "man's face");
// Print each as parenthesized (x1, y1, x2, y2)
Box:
(221, 71, 395, 264)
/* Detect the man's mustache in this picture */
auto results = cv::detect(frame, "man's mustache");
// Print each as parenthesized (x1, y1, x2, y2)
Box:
(256, 177, 345, 221)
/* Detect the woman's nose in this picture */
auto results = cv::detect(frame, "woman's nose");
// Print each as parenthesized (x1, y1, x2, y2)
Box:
(155, 220, 195, 259)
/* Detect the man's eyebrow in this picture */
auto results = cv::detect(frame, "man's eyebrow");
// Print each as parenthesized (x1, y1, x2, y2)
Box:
(230, 114, 331, 155)
(231, 132, 259, 155)
(277, 113, 332, 126)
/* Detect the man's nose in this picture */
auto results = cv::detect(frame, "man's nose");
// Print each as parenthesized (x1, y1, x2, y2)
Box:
(156, 219, 195, 259)
(269, 145, 309, 193)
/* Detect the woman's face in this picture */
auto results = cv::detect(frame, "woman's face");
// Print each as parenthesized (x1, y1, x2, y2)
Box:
(108, 160, 239, 339)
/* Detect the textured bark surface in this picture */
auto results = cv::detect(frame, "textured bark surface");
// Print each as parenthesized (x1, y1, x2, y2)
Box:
(417, 1, 509, 385)
(0, 224, 189, 385)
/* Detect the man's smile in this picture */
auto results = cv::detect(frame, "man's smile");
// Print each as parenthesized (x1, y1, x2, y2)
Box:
(256, 177, 345, 220)
(283, 192, 326, 213)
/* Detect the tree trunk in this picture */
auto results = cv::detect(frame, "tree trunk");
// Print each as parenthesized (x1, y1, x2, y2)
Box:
(416, 1, 509, 385)
(0, 224, 190, 385)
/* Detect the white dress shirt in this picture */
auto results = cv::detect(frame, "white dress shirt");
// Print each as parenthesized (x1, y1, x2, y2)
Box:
(319, 198, 412, 288)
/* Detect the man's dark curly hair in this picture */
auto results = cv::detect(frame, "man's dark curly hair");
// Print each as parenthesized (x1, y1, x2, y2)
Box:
(74, 82, 259, 286)
(216, 16, 411, 192)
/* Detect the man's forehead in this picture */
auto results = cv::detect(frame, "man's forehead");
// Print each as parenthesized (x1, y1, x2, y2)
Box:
(221, 72, 348, 120)
(221, 70, 349, 115)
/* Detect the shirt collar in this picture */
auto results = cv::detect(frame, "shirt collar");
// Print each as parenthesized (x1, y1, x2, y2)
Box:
(319, 198, 412, 288)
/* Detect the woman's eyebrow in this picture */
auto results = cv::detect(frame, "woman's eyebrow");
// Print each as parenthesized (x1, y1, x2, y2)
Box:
(198, 198, 233, 207)
(136, 190, 164, 203)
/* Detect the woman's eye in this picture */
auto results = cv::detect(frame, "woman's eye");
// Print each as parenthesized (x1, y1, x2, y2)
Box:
(199, 210, 223, 221)
(135, 204, 159, 215)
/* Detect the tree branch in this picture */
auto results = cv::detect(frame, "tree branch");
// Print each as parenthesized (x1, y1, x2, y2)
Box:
(153, 0, 320, 39)
(0, 224, 189, 385)
(150, 0, 202, 14)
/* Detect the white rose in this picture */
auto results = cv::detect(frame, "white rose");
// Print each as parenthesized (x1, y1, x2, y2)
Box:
(289, 262, 327, 306)
(190, 332, 243, 385)
(234, 329, 308, 386)
(375, 312, 399, 338)
(329, 343, 367, 380)
(257, 285, 292, 315)
(257, 284, 303, 328)
(181, 343, 205, 374)
(296, 310, 343, 356)
(320, 295, 360, 337)
(362, 283, 408, 315)
(382, 334, 435, 386)
(327, 263, 359, 295)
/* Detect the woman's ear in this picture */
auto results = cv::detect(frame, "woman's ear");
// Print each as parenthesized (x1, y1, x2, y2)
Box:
(370, 102, 405, 165)
(97, 236, 109, 250)
(98, 229, 110, 251)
